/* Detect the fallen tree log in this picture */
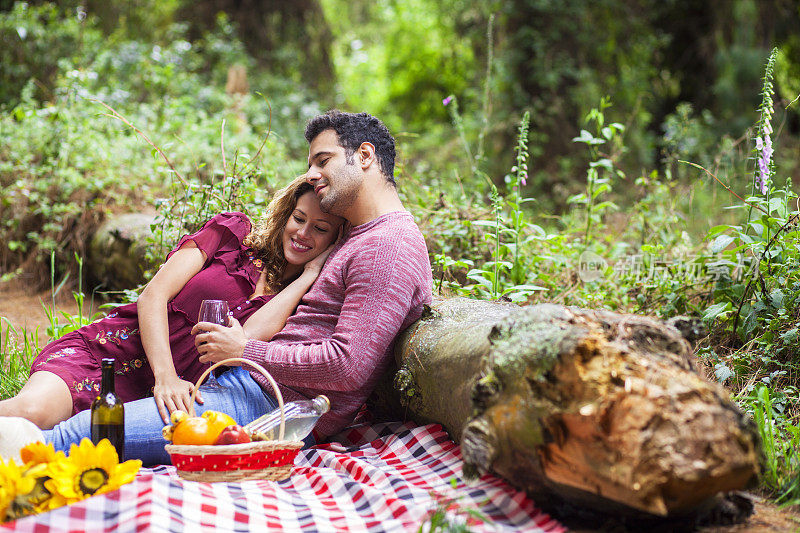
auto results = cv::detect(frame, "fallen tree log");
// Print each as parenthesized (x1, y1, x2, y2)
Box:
(372, 298, 760, 518)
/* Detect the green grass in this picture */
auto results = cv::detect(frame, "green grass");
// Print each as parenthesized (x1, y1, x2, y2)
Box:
(745, 384, 800, 507)
(0, 318, 40, 400)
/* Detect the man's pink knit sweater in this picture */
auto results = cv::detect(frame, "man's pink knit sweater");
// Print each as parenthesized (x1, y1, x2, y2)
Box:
(242, 211, 433, 436)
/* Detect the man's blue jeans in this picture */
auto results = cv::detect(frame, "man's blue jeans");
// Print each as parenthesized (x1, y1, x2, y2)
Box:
(44, 366, 278, 466)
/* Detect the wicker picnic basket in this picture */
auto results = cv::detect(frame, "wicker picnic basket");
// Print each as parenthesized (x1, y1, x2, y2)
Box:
(165, 357, 303, 482)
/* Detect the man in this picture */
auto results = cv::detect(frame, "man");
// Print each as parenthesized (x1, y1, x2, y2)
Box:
(193, 110, 433, 438)
(1, 111, 432, 465)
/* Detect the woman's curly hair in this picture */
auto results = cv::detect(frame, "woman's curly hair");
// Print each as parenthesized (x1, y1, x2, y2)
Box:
(243, 175, 314, 293)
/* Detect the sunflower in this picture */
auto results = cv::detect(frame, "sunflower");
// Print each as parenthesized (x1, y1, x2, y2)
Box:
(25, 466, 67, 514)
(0, 459, 37, 522)
(20, 442, 64, 466)
(47, 439, 141, 502)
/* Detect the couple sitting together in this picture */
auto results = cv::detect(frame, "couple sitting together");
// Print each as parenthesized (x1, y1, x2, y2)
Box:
(0, 110, 433, 465)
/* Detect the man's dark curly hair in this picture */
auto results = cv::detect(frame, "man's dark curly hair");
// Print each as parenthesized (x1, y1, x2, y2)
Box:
(305, 110, 396, 185)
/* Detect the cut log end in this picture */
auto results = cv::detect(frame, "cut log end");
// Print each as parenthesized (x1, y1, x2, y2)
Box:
(465, 304, 760, 516)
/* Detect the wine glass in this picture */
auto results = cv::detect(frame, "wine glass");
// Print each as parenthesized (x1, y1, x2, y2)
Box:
(198, 300, 230, 327)
(197, 300, 229, 384)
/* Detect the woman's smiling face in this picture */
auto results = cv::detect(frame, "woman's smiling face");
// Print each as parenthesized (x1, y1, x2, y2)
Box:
(281, 190, 343, 269)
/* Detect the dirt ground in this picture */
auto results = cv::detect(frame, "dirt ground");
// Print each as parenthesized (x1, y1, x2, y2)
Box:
(0, 279, 88, 349)
(560, 494, 799, 532)
(700, 497, 799, 532)
(1, 280, 798, 531)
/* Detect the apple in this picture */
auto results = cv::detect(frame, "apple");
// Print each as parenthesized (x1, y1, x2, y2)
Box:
(215, 424, 251, 445)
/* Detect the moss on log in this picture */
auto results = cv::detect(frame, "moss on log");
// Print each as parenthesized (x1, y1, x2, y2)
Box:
(377, 298, 760, 517)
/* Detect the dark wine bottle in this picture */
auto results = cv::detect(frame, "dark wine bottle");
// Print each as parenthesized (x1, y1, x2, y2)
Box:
(91, 358, 125, 459)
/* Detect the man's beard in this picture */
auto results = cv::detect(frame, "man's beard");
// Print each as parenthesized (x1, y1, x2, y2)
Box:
(320, 165, 360, 216)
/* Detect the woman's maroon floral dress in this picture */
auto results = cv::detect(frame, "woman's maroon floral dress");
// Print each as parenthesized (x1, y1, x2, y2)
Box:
(31, 213, 275, 414)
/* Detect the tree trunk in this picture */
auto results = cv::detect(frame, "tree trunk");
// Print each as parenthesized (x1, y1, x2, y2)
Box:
(372, 298, 760, 518)
(176, 0, 336, 95)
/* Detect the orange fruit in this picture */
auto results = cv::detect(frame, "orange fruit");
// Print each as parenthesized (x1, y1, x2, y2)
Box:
(171, 417, 216, 445)
(171, 410, 237, 446)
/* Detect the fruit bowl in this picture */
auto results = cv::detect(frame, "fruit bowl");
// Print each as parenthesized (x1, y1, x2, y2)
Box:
(164, 358, 303, 482)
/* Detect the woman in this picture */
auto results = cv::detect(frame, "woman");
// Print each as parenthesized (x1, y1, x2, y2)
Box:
(0, 176, 344, 429)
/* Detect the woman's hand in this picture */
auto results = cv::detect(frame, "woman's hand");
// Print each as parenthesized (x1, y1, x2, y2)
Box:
(192, 317, 248, 364)
(153, 373, 204, 424)
(303, 242, 336, 276)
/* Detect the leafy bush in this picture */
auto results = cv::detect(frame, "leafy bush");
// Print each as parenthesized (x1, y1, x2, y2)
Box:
(0, 2, 103, 108)
(0, 6, 293, 288)
(321, 0, 478, 134)
(693, 49, 800, 503)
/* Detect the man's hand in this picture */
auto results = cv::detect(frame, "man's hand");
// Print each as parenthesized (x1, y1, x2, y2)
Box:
(153, 373, 204, 424)
(192, 317, 248, 364)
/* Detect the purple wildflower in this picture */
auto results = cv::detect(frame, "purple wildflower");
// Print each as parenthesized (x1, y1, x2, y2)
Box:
(763, 134, 773, 162)
(442, 96, 453, 106)
(757, 163, 768, 194)
(755, 125, 772, 194)
(521, 172, 528, 186)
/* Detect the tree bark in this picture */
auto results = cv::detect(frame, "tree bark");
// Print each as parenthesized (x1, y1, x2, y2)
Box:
(372, 298, 760, 518)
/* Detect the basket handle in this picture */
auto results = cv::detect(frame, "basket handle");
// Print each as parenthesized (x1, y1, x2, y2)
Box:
(188, 357, 287, 441)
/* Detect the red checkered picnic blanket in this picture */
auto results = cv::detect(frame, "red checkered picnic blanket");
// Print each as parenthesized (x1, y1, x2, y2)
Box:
(3, 422, 566, 532)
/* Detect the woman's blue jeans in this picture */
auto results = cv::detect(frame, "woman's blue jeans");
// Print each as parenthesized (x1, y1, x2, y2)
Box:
(43, 366, 280, 466)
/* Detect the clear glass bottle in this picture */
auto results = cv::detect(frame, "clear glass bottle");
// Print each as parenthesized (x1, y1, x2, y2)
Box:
(91, 358, 125, 459)
(245, 395, 330, 441)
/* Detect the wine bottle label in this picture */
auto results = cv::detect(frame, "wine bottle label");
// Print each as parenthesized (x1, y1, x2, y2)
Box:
(91, 408, 124, 425)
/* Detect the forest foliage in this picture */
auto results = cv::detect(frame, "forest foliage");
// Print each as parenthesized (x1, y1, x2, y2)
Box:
(1, 0, 799, 507)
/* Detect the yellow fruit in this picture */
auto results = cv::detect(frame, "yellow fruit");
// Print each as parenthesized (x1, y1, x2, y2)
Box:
(170, 410, 188, 426)
(202, 410, 236, 435)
